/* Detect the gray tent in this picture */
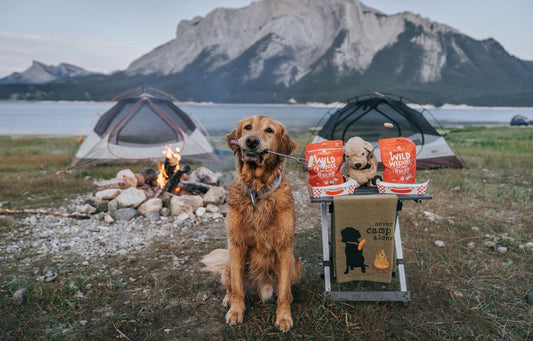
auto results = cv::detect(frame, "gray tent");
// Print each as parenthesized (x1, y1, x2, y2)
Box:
(71, 87, 216, 167)
(312, 94, 463, 169)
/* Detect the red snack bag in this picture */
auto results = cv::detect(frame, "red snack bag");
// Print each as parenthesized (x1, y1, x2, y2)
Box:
(305, 140, 344, 187)
(379, 137, 416, 183)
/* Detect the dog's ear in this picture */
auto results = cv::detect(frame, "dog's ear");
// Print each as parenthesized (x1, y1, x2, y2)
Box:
(225, 128, 240, 153)
(278, 127, 298, 155)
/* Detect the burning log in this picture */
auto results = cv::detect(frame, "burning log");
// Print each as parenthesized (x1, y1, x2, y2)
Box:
(155, 145, 192, 197)
(178, 181, 211, 195)
(155, 165, 191, 198)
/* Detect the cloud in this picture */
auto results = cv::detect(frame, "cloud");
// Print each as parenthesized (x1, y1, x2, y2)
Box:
(0, 31, 149, 77)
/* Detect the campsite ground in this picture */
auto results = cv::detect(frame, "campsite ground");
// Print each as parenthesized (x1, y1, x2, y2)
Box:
(1, 126, 532, 340)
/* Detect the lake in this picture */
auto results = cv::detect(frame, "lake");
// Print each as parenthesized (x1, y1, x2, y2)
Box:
(0, 101, 531, 136)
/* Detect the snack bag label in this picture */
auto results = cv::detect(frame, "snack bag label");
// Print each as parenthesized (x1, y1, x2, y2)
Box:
(305, 140, 344, 187)
(378, 137, 416, 183)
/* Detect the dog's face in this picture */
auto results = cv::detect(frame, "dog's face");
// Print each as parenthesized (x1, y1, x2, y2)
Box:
(344, 137, 375, 170)
(225, 115, 297, 167)
(341, 227, 362, 242)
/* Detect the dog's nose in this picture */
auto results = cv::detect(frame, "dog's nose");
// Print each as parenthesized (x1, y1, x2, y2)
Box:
(354, 163, 362, 169)
(245, 136, 260, 150)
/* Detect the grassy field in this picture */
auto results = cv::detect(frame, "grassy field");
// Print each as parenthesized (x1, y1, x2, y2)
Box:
(1, 127, 532, 340)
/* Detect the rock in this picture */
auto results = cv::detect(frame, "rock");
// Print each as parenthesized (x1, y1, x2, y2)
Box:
(170, 195, 204, 216)
(95, 188, 122, 201)
(483, 241, 496, 248)
(138, 184, 155, 199)
(206, 203, 219, 213)
(115, 188, 147, 208)
(78, 204, 97, 215)
(203, 186, 226, 205)
(466, 242, 475, 249)
(112, 208, 139, 221)
(170, 197, 193, 217)
(496, 246, 508, 254)
(12, 287, 28, 306)
(104, 214, 115, 224)
(196, 207, 207, 217)
(91, 179, 126, 194)
(434, 240, 445, 248)
(135, 174, 145, 186)
(523, 242, 533, 251)
(44, 271, 58, 282)
(139, 167, 157, 185)
(138, 198, 163, 214)
(217, 171, 236, 187)
(0, 215, 16, 226)
(160, 207, 170, 217)
(189, 166, 218, 185)
(526, 293, 533, 305)
(117, 169, 137, 188)
(144, 211, 161, 222)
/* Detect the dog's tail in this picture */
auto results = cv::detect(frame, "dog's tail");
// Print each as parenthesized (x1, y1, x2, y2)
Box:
(200, 248, 229, 275)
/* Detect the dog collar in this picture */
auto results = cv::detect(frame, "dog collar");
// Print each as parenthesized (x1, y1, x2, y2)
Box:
(246, 175, 282, 209)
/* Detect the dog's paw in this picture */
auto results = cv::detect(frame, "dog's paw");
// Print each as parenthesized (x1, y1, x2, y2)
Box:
(275, 314, 293, 332)
(222, 294, 230, 307)
(225, 306, 244, 325)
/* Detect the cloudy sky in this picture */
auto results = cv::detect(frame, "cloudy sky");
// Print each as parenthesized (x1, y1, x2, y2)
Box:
(1, 0, 532, 78)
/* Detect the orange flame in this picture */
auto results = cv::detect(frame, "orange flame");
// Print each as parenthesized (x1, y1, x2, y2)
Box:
(156, 145, 181, 190)
(373, 250, 390, 269)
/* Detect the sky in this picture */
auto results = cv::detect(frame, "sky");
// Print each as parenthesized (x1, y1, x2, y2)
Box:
(1, 0, 532, 78)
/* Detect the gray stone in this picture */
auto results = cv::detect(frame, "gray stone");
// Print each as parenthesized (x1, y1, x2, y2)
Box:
(189, 166, 218, 185)
(138, 198, 163, 214)
(13, 287, 28, 306)
(144, 211, 161, 222)
(203, 186, 226, 205)
(170, 195, 203, 216)
(116, 169, 137, 188)
(91, 179, 126, 194)
(112, 208, 139, 221)
(115, 188, 147, 208)
(95, 188, 122, 201)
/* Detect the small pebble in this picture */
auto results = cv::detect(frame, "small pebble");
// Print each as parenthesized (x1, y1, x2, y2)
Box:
(434, 240, 445, 248)
(12, 287, 28, 306)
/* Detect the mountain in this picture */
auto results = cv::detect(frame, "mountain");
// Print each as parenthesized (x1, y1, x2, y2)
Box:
(1, 0, 533, 105)
(120, 0, 533, 104)
(0, 61, 94, 84)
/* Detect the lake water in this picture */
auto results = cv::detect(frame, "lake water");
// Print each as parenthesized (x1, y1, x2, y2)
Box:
(0, 101, 531, 136)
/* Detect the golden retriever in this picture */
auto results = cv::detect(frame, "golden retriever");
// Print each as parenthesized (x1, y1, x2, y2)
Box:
(201, 115, 302, 332)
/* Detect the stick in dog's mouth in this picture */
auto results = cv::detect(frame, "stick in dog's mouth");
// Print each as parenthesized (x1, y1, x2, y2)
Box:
(231, 139, 305, 164)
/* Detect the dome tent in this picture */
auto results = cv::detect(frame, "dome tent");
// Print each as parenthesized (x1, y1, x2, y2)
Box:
(312, 94, 463, 169)
(71, 87, 216, 167)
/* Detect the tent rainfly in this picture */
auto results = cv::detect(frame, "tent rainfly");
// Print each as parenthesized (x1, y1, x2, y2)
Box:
(71, 87, 216, 167)
(312, 94, 463, 169)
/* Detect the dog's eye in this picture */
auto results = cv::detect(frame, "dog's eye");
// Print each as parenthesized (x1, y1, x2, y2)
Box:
(244, 124, 252, 130)
(362, 152, 365, 156)
(265, 127, 274, 134)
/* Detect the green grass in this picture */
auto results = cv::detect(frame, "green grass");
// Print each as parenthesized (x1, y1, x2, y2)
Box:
(1, 127, 532, 340)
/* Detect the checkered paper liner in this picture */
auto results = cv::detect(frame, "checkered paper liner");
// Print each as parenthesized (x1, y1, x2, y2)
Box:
(308, 179, 358, 198)
(376, 179, 429, 195)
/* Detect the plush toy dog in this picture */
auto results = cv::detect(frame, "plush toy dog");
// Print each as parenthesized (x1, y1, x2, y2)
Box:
(340, 136, 379, 187)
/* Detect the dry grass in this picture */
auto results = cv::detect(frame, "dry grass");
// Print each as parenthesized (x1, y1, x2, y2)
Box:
(1, 127, 532, 340)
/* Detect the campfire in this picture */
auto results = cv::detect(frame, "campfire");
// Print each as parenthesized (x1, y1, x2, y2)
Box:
(373, 249, 391, 270)
(156, 145, 190, 196)
(86, 144, 228, 223)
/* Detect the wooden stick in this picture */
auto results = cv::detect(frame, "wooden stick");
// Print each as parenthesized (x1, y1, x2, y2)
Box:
(0, 208, 90, 219)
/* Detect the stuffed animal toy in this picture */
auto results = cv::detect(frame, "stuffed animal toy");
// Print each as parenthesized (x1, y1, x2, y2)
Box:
(341, 136, 380, 187)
